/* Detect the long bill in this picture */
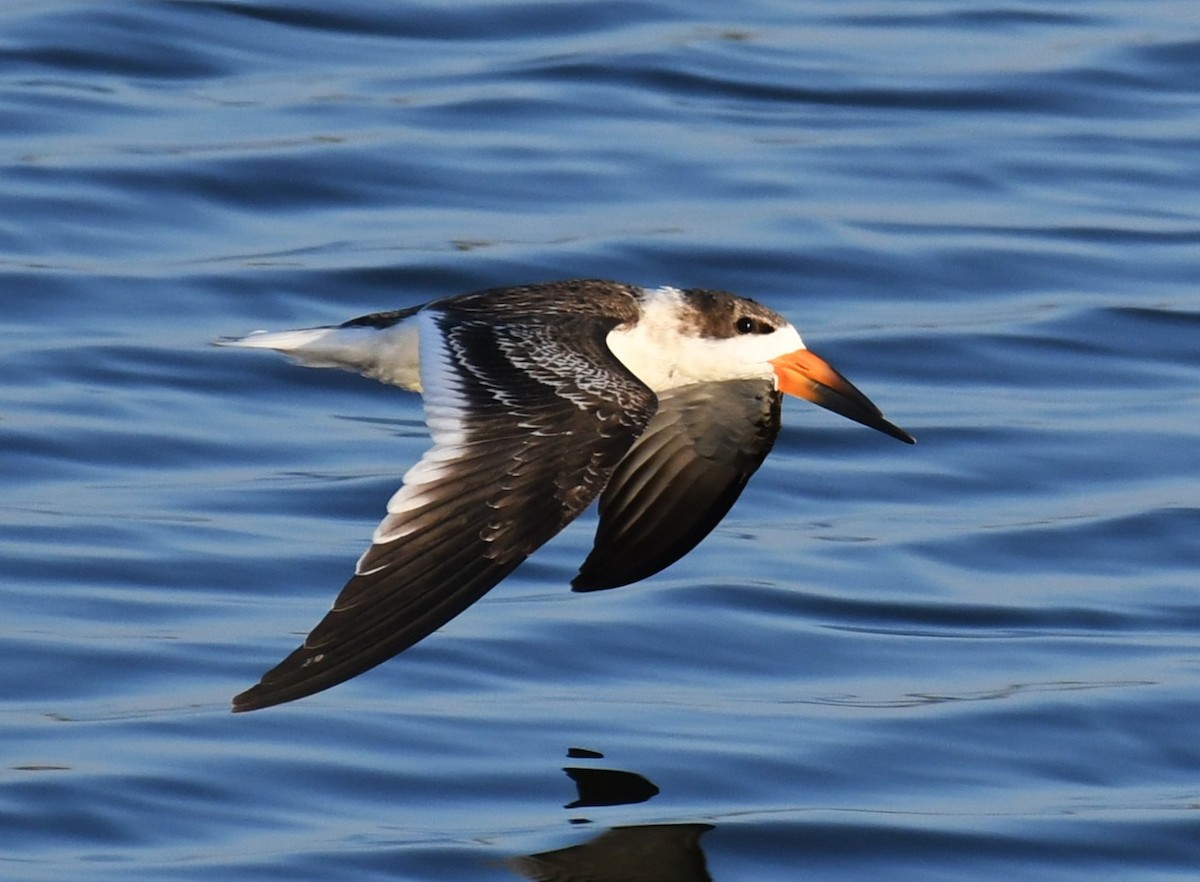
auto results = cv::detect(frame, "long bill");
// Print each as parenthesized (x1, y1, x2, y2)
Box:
(770, 348, 915, 444)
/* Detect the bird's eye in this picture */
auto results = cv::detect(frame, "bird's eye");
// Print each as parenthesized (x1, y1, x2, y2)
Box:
(735, 316, 755, 334)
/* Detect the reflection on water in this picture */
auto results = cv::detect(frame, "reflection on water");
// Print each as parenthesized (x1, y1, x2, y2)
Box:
(509, 750, 713, 882)
(509, 824, 714, 882)
(563, 765, 660, 809)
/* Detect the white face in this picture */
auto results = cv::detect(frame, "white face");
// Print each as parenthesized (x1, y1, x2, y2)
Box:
(605, 286, 806, 392)
(670, 322, 806, 386)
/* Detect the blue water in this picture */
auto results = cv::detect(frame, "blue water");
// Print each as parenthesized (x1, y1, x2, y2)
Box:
(3, 1, 1199, 879)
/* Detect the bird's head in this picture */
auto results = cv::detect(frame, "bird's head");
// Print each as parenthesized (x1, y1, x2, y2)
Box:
(677, 288, 915, 445)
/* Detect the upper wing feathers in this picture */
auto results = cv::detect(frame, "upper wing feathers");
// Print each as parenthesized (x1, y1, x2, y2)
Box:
(571, 379, 781, 592)
(233, 309, 654, 711)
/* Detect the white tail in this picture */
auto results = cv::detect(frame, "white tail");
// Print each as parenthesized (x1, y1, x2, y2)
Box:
(215, 318, 423, 391)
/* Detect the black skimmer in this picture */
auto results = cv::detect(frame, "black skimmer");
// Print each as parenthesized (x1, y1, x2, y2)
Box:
(219, 279, 913, 711)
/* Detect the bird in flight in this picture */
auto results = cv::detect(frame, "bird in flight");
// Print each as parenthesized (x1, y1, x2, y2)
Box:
(219, 279, 913, 711)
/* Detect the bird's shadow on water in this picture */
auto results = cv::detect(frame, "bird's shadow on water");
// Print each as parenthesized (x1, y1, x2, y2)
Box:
(498, 747, 716, 882)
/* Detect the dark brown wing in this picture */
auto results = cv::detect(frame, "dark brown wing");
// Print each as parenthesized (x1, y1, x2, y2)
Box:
(233, 308, 654, 711)
(572, 379, 780, 592)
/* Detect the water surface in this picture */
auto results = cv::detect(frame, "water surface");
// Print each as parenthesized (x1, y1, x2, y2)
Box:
(2, 2, 1199, 879)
